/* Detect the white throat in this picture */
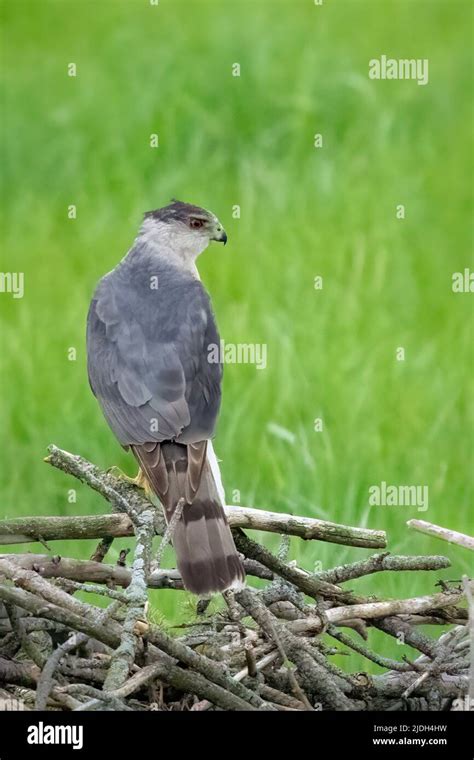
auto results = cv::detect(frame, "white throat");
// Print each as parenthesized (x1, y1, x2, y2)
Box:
(136, 219, 208, 278)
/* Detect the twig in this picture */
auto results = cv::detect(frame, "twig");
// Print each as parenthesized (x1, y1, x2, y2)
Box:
(374, 616, 438, 658)
(228, 505, 386, 547)
(407, 520, 474, 551)
(103, 510, 154, 690)
(288, 588, 468, 635)
(155, 498, 185, 567)
(0, 656, 40, 687)
(90, 536, 114, 563)
(327, 625, 411, 672)
(233, 530, 348, 601)
(0, 505, 386, 550)
(315, 553, 451, 584)
(0, 513, 139, 545)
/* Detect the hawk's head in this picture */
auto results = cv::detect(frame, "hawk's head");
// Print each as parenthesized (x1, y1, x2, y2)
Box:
(139, 200, 227, 261)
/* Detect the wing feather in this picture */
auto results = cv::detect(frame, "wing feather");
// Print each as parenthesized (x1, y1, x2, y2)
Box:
(86, 252, 222, 446)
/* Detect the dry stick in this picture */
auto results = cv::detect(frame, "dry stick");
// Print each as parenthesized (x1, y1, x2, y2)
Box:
(373, 616, 438, 659)
(104, 662, 165, 700)
(327, 625, 411, 672)
(256, 684, 305, 710)
(368, 670, 468, 700)
(90, 536, 114, 563)
(59, 664, 107, 685)
(235, 651, 280, 683)
(103, 509, 154, 691)
(402, 612, 467, 627)
(407, 519, 474, 551)
(402, 662, 437, 699)
(328, 589, 467, 625)
(0, 618, 69, 636)
(308, 641, 356, 692)
(0, 656, 40, 688)
(0, 508, 386, 556)
(154, 497, 185, 567)
(36, 634, 91, 710)
(315, 553, 451, 585)
(228, 506, 386, 547)
(287, 588, 468, 636)
(59, 580, 128, 603)
(0, 688, 33, 711)
(245, 641, 258, 678)
(0, 553, 135, 588)
(0, 506, 385, 550)
(0, 553, 266, 590)
(413, 626, 467, 667)
(0, 514, 138, 546)
(233, 530, 349, 601)
(44, 446, 147, 524)
(60, 684, 133, 712)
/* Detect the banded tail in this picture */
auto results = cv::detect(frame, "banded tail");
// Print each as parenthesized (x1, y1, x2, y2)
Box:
(131, 440, 245, 596)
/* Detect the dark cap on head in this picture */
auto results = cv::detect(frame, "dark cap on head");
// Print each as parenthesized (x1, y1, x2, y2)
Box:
(144, 200, 212, 224)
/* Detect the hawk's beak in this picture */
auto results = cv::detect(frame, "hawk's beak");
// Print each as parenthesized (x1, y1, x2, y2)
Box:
(212, 226, 227, 245)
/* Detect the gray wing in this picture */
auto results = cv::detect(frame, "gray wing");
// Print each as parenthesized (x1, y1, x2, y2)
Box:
(86, 259, 222, 447)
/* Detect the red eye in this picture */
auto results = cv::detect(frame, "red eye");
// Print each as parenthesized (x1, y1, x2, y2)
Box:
(190, 218, 204, 229)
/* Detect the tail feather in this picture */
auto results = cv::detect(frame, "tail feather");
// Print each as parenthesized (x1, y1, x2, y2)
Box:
(131, 440, 245, 596)
(173, 498, 245, 595)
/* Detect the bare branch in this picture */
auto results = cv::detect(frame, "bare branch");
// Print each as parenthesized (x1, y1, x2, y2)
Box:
(407, 519, 474, 552)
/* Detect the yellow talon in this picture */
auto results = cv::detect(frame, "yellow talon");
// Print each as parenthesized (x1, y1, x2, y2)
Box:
(107, 466, 148, 490)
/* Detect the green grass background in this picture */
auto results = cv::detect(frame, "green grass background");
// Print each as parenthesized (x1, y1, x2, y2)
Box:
(1, 0, 473, 673)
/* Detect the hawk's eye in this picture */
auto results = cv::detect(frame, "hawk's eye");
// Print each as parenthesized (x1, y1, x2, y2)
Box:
(190, 218, 204, 229)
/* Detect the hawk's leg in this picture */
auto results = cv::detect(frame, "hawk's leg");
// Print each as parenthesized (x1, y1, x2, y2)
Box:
(107, 465, 148, 490)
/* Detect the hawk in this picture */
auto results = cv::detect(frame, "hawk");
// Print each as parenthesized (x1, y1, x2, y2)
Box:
(86, 201, 245, 595)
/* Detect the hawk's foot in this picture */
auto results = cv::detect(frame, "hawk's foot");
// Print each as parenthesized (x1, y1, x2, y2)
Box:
(106, 466, 148, 490)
